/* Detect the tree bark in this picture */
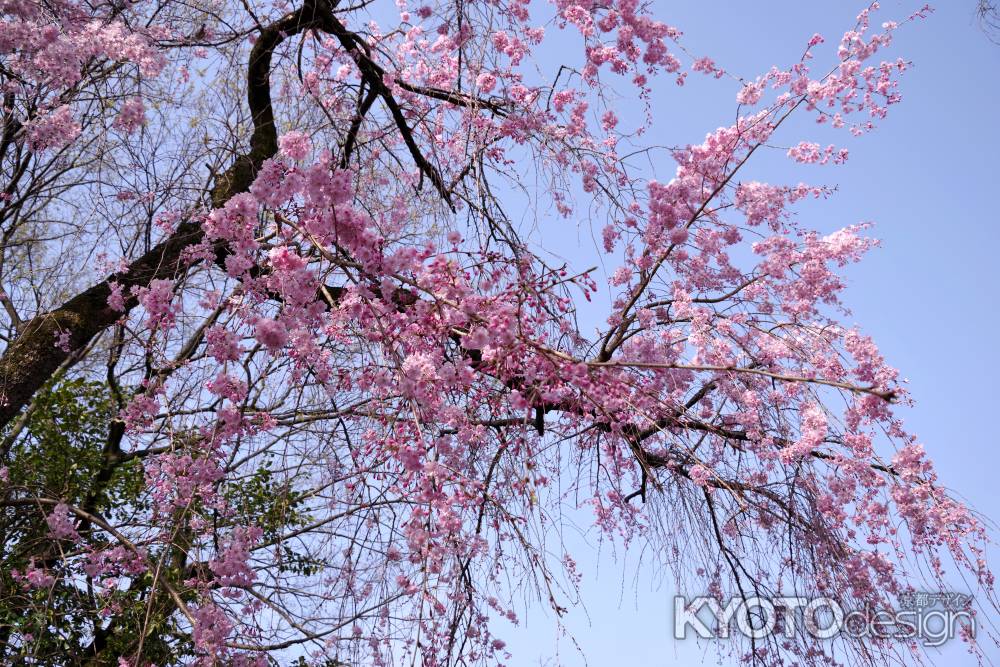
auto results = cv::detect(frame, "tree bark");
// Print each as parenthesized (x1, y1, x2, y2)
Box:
(0, 5, 321, 429)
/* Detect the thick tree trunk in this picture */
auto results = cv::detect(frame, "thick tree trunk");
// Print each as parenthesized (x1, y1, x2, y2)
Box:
(0, 5, 320, 430)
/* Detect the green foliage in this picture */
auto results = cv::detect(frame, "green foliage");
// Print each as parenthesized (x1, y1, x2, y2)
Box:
(225, 462, 320, 575)
(227, 463, 310, 541)
(0, 378, 154, 664)
(293, 657, 351, 667)
(9, 378, 114, 494)
(0, 381, 316, 663)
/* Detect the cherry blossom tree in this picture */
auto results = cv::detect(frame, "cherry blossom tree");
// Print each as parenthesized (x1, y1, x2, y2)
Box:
(0, 0, 994, 665)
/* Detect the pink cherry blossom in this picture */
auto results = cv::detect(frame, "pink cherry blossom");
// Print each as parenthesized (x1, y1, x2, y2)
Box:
(254, 318, 289, 351)
(45, 503, 79, 540)
(26, 106, 80, 151)
(114, 98, 146, 133)
(0, 2, 992, 666)
(278, 131, 312, 161)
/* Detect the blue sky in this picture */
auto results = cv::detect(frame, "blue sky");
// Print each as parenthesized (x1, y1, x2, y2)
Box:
(502, 1, 1000, 664)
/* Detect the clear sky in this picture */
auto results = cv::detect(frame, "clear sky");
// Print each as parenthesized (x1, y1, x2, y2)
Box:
(502, 1, 1000, 664)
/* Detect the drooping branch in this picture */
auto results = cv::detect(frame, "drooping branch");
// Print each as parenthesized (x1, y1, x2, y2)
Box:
(311, 5, 456, 209)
